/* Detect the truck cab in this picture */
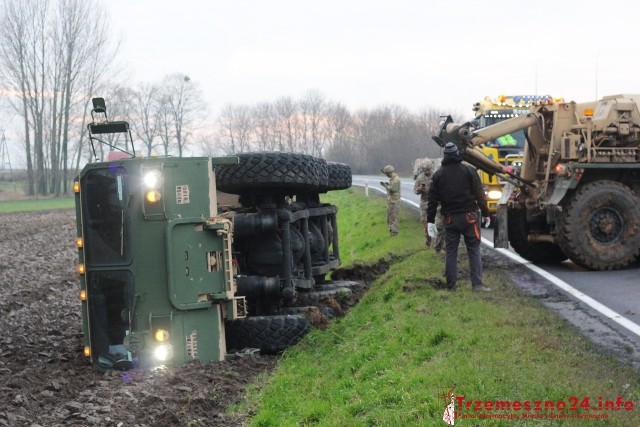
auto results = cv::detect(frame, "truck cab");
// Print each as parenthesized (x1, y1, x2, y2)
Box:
(75, 153, 244, 370)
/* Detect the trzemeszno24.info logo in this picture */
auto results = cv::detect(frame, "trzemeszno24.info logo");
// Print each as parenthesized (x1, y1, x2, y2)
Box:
(439, 389, 635, 425)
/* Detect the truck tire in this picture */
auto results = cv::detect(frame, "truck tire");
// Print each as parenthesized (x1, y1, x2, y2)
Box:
(507, 207, 567, 264)
(215, 152, 328, 194)
(556, 181, 640, 270)
(225, 314, 310, 354)
(295, 287, 353, 306)
(320, 162, 352, 192)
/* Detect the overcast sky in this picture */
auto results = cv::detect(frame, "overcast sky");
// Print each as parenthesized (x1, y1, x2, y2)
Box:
(103, 0, 640, 117)
(3, 0, 640, 168)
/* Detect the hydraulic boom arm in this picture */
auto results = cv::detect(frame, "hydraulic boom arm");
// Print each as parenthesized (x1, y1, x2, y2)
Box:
(433, 113, 542, 186)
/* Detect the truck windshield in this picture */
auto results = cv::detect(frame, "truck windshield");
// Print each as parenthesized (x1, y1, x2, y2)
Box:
(87, 270, 134, 369)
(482, 116, 526, 149)
(82, 167, 130, 265)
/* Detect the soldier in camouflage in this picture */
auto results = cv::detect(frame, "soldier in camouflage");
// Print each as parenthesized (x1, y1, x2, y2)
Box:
(381, 164, 401, 236)
(413, 160, 434, 245)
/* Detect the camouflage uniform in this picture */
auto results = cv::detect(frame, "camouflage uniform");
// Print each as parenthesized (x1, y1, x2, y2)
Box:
(413, 168, 433, 245)
(381, 165, 401, 236)
(433, 207, 444, 251)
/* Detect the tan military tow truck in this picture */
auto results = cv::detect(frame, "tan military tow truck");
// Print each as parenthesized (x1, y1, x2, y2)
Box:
(434, 94, 640, 271)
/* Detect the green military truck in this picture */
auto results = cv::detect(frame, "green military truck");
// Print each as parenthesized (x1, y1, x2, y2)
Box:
(74, 98, 353, 370)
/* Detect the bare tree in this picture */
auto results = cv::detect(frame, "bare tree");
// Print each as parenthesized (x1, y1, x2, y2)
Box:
(299, 89, 328, 156)
(131, 82, 160, 157)
(253, 101, 276, 151)
(216, 104, 237, 154)
(159, 73, 206, 157)
(216, 103, 253, 154)
(50, 0, 115, 194)
(274, 97, 298, 152)
(0, 0, 51, 195)
(0, 0, 35, 194)
(324, 102, 353, 162)
(197, 134, 225, 157)
(156, 95, 174, 157)
(0, 0, 118, 195)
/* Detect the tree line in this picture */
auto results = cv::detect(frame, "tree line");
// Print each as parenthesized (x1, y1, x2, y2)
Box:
(0, 0, 459, 197)
(214, 90, 448, 175)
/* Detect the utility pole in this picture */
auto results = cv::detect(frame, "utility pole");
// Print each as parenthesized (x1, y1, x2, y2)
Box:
(0, 129, 16, 193)
(0, 129, 13, 175)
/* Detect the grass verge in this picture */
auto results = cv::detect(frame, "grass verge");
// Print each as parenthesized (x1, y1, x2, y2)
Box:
(0, 197, 74, 213)
(238, 186, 640, 426)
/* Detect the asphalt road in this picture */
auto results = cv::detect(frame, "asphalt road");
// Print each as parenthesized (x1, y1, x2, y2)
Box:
(352, 175, 640, 363)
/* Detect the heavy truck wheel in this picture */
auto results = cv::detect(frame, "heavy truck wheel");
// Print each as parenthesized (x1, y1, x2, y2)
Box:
(295, 286, 353, 306)
(320, 162, 352, 192)
(507, 207, 567, 264)
(556, 181, 640, 270)
(225, 314, 310, 354)
(215, 152, 329, 194)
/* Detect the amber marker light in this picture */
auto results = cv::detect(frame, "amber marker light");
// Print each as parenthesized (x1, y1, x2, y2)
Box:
(73, 181, 80, 193)
(584, 108, 594, 117)
(79, 290, 87, 301)
(155, 329, 170, 342)
(77, 263, 85, 275)
(145, 190, 161, 204)
(83, 346, 91, 358)
(75, 237, 83, 248)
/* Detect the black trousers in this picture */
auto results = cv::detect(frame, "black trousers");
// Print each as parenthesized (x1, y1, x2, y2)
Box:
(444, 211, 483, 288)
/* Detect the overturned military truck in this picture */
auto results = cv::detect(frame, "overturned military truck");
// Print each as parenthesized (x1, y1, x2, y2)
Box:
(434, 94, 640, 271)
(74, 98, 354, 370)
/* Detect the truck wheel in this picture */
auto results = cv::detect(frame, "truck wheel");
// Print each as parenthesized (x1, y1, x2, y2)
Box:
(507, 207, 567, 264)
(216, 152, 328, 194)
(295, 287, 353, 306)
(225, 314, 310, 354)
(320, 162, 352, 192)
(557, 181, 640, 270)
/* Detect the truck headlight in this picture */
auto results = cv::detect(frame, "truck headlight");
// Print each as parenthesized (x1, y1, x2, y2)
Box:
(143, 170, 162, 189)
(154, 344, 173, 362)
(487, 190, 502, 200)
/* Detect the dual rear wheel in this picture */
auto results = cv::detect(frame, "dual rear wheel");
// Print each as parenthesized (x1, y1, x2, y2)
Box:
(508, 180, 640, 270)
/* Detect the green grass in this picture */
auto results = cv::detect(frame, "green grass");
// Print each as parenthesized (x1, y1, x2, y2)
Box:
(0, 197, 74, 213)
(236, 186, 640, 426)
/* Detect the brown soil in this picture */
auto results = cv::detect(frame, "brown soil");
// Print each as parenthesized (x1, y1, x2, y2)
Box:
(0, 209, 277, 427)
(0, 208, 373, 426)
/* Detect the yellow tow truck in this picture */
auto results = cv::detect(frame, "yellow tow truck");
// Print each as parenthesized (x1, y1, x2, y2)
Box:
(471, 94, 562, 217)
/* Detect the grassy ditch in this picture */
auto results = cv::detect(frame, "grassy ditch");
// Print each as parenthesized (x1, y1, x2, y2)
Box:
(240, 186, 640, 426)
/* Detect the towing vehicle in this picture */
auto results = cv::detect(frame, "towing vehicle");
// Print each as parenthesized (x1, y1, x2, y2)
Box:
(471, 95, 562, 217)
(74, 98, 353, 370)
(434, 94, 640, 271)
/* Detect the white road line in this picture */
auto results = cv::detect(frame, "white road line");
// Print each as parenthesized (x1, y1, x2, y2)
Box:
(481, 237, 640, 338)
(362, 183, 420, 208)
(355, 182, 640, 338)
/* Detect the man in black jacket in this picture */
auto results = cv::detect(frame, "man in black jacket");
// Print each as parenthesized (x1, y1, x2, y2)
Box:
(427, 142, 491, 291)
